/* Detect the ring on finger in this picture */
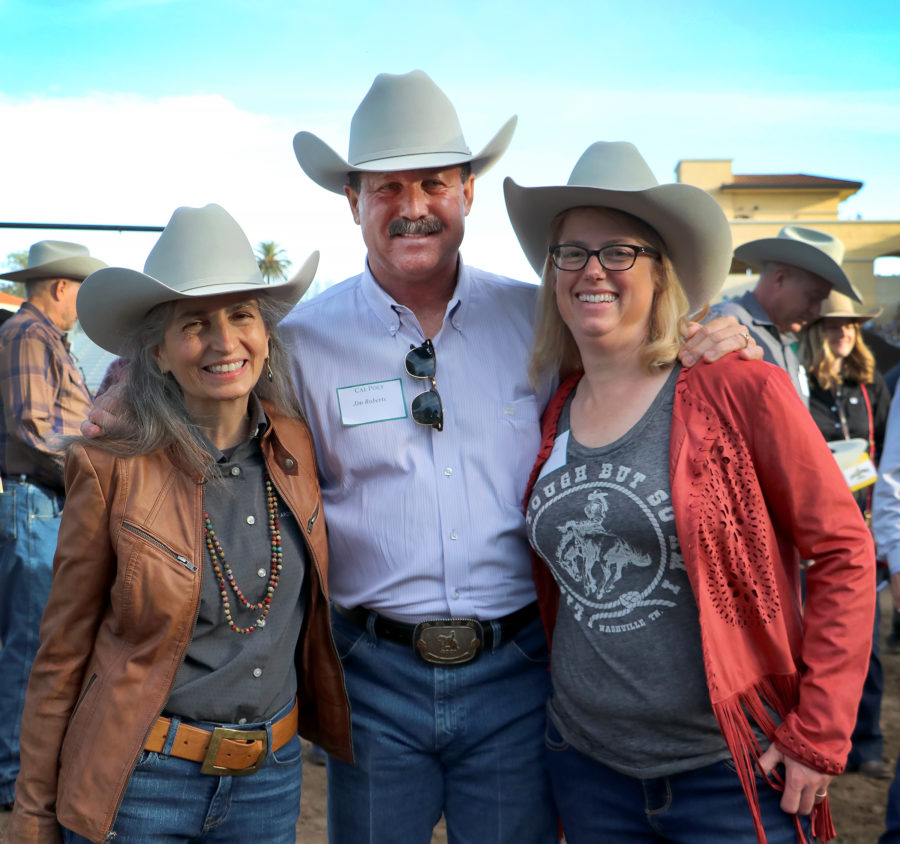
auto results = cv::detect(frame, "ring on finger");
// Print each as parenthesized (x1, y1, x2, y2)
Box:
(815, 790, 828, 799)
(739, 330, 751, 348)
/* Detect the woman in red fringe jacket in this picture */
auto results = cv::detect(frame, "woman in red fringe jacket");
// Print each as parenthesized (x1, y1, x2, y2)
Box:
(504, 142, 875, 844)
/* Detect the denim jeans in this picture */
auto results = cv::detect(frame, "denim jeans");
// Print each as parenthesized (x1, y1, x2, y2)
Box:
(848, 597, 885, 766)
(327, 609, 556, 844)
(62, 699, 303, 843)
(546, 719, 814, 843)
(0, 478, 62, 803)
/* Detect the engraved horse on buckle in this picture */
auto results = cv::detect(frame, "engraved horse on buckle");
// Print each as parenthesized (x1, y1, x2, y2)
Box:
(413, 619, 484, 665)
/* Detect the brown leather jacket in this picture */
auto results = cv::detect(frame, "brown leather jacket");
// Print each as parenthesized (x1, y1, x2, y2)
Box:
(7, 403, 352, 844)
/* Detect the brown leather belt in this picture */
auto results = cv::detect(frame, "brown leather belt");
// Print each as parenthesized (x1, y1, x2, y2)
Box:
(144, 699, 298, 776)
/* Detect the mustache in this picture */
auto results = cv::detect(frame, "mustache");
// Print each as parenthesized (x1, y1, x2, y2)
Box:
(388, 217, 445, 237)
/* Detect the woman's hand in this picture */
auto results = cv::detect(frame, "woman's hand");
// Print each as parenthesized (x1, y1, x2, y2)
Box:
(678, 316, 763, 367)
(757, 744, 832, 816)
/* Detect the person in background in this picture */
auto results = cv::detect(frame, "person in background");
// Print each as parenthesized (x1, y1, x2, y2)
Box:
(0, 241, 106, 812)
(510, 141, 875, 843)
(6, 205, 351, 843)
(710, 226, 862, 404)
(799, 291, 891, 781)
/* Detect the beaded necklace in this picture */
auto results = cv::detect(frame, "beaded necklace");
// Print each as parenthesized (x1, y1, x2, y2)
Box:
(204, 473, 283, 634)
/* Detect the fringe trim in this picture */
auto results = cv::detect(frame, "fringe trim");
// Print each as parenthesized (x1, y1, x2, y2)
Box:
(713, 675, 836, 843)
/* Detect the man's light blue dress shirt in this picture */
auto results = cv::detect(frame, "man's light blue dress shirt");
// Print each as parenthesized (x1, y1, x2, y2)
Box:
(279, 260, 552, 623)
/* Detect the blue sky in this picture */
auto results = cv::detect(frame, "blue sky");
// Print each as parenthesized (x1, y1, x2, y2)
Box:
(1, 0, 899, 293)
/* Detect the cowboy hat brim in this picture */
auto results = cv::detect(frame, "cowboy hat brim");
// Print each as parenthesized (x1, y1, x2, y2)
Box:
(503, 179, 733, 316)
(77, 252, 319, 356)
(734, 238, 862, 302)
(0, 255, 108, 283)
(293, 116, 518, 195)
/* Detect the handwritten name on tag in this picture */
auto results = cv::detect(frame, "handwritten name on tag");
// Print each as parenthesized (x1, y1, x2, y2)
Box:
(337, 379, 408, 426)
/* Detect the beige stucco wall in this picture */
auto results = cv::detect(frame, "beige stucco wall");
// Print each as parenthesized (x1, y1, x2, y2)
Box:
(676, 160, 900, 314)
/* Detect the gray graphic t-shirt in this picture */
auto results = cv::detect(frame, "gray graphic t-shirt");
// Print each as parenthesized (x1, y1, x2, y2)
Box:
(526, 367, 730, 777)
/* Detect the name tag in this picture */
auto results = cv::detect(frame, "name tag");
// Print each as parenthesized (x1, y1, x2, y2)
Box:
(538, 430, 570, 480)
(844, 453, 878, 492)
(337, 379, 408, 426)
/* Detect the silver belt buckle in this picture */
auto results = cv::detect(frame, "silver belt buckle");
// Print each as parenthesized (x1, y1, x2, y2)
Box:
(413, 619, 483, 665)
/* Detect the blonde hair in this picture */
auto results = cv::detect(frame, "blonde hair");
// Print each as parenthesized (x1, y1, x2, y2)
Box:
(528, 206, 691, 386)
(799, 319, 875, 390)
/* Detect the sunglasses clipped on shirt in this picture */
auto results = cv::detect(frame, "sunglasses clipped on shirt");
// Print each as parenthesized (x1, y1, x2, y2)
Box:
(405, 339, 443, 431)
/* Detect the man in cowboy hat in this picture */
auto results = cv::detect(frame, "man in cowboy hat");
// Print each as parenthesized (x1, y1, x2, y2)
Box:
(711, 226, 862, 403)
(0, 240, 106, 809)
(282, 70, 757, 843)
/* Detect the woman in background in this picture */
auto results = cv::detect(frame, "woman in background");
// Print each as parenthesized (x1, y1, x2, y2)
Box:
(800, 293, 892, 782)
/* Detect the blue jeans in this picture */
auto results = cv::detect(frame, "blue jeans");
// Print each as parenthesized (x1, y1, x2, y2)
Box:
(62, 700, 303, 843)
(0, 478, 62, 803)
(327, 609, 556, 844)
(546, 719, 813, 843)
(848, 597, 885, 765)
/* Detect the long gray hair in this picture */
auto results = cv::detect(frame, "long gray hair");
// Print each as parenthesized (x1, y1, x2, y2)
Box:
(85, 294, 303, 480)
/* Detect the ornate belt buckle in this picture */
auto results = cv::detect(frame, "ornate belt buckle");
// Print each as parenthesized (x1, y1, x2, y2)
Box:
(413, 619, 483, 665)
(201, 727, 268, 776)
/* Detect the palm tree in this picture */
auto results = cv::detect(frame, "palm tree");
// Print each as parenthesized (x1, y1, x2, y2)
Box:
(255, 241, 291, 283)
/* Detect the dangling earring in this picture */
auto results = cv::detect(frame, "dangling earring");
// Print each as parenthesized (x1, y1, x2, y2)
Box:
(266, 357, 273, 382)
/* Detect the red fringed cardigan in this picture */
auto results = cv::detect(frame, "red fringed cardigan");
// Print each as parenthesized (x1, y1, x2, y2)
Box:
(526, 358, 875, 844)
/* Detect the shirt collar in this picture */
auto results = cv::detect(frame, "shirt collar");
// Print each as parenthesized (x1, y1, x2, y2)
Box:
(359, 255, 470, 338)
(200, 392, 269, 464)
(738, 290, 796, 344)
(20, 301, 67, 343)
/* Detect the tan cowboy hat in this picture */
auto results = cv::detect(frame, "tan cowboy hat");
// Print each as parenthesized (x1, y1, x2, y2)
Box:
(503, 141, 733, 314)
(293, 70, 517, 194)
(0, 240, 107, 282)
(813, 290, 881, 322)
(77, 204, 318, 355)
(734, 226, 862, 302)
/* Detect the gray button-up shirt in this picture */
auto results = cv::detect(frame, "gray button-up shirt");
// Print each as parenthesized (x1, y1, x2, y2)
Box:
(165, 396, 308, 723)
(709, 290, 809, 405)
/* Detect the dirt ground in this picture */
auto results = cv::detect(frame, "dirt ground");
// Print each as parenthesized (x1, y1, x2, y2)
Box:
(1, 591, 895, 842)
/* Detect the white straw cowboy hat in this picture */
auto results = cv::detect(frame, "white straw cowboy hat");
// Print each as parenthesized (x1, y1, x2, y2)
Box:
(77, 204, 319, 355)
(734, 226, 862, 302)
(812, 290, 881, 323)
(503, 141, 733, 314)
(0, 241, 107, 282)
(293, 70, 517, 194)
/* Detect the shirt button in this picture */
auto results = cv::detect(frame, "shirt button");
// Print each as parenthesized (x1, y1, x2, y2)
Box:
(452, 590, 460, 599)
(444, 467, 453, 477)
(230, 467, 241, 477)
(450, 531, 458, 540)
(246, 515, 256, 525)
(283, 458, 295, 470)
(237, 718, 247, 725)
(252, 667, 262, 678)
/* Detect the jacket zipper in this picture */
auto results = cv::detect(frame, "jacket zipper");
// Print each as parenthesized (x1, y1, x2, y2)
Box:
(121, 522, 197, 572)
(307, 503, 319, 535)
(106, 503, 205, 840)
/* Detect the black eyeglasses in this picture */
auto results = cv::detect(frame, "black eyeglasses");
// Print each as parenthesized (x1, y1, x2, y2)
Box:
(405, 339, 443, 431)
(549, 243, 659, 272)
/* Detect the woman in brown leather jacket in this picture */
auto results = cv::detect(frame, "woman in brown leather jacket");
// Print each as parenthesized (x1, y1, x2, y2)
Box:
(7, 204, 352, 844)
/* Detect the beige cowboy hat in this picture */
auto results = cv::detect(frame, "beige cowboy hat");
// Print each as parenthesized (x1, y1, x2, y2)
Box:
(0, 240, 107, 282)
(293, 70, 517, 194)
(503, 141, 733, 314)
(813, 289, 881, 322)
(77, 204, 318, 355)
(734, 226, 862, 302)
